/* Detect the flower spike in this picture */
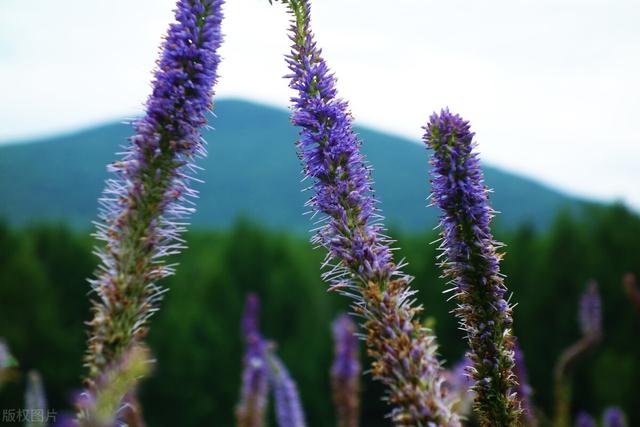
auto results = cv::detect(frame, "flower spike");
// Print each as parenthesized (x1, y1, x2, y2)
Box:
(331, 314, 360, 427)
(424, 109, 520, 425)
(236, 294, 269, 427)
(553, 281, 602, 427)
(268, 353, 307, 427)
(84, 0, 224, 384)
(272, 1, 460, 425)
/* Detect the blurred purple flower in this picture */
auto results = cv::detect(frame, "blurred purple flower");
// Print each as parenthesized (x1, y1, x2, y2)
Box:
(85, 0, 224, 383)
(25, 371, 47, 427)
(424, 108, 519, 424)
(575, 411, 596, 427)
(273, 1, 460, 424)
(268, 353, 307, 427)
(443, 357, 475, 417)
(554, 281, 603, 426)
(602, 407, 627, 427)
(513, 341, 537, 426)
(331, 314, 360, 427)
(579, 281, 602, 340)
(236, 294, 269, 427)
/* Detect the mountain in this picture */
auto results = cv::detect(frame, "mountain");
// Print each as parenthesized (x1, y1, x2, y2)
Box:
(0, 99, 587, 232)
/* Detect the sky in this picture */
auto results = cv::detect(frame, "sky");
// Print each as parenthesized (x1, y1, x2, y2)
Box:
(0, 0, 639, 208)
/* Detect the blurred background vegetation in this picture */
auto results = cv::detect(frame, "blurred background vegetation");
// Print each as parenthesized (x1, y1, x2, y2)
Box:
(0, 202, 638, 426)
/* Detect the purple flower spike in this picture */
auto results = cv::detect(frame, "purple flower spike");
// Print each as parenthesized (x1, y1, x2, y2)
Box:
(575, 412, 596, 427)
(25, 371, 47, 426)
(273, 1, 460, 424)
(268, 353, 307, 427)
(424, 109, 519, 425)
(554, 281, 603, 426)
(513, 341, 537, 426)
(84, 0, 224, 383)
(331, 314, 360, 427)
(236, 294, 269, 427)
(579, 281, 602, 340)
(602, 407, 627, 427)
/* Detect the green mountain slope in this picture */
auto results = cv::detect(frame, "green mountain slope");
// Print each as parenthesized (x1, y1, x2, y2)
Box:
(0, 99, 586, 231)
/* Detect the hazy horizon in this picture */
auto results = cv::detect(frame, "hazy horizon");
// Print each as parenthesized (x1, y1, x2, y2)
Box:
(1, 0, 638, 209)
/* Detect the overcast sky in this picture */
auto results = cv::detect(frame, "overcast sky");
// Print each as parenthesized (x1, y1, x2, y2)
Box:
(0, 0, 638, 208)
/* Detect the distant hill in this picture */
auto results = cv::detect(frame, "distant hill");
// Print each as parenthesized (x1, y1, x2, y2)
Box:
(0, 99, 588, 232)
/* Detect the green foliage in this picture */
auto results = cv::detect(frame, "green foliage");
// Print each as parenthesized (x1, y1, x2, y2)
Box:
(0, 204, 638, 426)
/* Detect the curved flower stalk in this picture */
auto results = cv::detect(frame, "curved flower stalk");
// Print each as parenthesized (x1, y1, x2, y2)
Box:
(25, 371, 47, 427)
(602, 407, 627, 427)
(622, 273, 640, 315)
(553, 282, 602, 427)
(574, 412, 596, 427)
(513, 341, 537, 426)
(84, 0, 224, 383)
(424, 109, 519, 425)
(77, 345, 152, 427)
(236, 294, 269, 427)
(268, 352, 307, 427)
(331, 314, 360, 427)
(271, 1, 460, 425)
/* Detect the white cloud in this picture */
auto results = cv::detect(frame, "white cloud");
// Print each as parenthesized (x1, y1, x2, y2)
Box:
(0, 0, 638, 208)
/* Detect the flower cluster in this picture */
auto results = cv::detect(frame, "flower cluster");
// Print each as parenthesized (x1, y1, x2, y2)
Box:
(424, 109, 519, 425)
(274, 1, 460, 424)
(85, 0, 224, 383)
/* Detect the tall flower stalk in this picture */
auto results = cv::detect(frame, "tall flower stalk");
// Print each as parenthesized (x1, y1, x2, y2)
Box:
(272, 1, 460, 425)
(84, 0, 224, 383)
(424, 109, 520, 425)
(25, 371, 47, 427)
(553, 282, 602, 427)
(268, 353, 307, 427)
(513, 340, 537, 426)
(331, 314, 360, 427)
(236, 294, 269, 427)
